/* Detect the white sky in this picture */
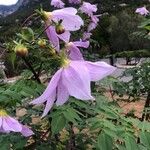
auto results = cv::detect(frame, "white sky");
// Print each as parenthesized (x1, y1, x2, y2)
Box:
(0, 0, 18, 5)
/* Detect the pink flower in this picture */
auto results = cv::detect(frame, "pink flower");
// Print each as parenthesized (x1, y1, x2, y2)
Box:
(68, 0, 81, 4)
(31, 59, 116, 117)
(66, 40, 89, 60)
(135, 7, 149, 16)
(79, 2, 97, 16)
(51, 0, 65, 8)
(0, 110, 34, 137)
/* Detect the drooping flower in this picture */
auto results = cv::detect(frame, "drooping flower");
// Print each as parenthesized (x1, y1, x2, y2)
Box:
(46, 28, 89, 60)
(44, 7, 84, 50)
(51, 0, 65, 8)
(31, 59, 116, 117)
(68, 0, 81, 4)
(79, 2, 97, 16)
(46, 26, 70, 51)
(44, 7, 84, 31)
(135, 6, 149, 16)
(0, 109, 34, 137)
(66, 40, 89, 60)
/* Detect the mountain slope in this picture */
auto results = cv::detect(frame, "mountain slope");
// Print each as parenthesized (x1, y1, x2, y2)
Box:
(0, 0, 26, 17)
(0, 0, 50, 42)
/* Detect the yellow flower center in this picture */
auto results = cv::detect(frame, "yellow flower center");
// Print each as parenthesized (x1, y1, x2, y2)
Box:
(62, 59, 70, 68)
(0, 109, 8, 117)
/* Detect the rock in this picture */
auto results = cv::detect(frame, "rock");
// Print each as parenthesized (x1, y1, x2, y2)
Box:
(16, 108, 27, 117)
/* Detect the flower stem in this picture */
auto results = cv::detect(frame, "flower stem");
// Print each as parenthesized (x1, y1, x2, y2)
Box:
(22, 57, 41, 84)
(66, 123, 76, 150)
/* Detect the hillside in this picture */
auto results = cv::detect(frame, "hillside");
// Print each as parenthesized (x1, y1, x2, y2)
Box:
(0, 0, 25, 16)
(0, 0, 50, 42)
(0, 0, 149, 42)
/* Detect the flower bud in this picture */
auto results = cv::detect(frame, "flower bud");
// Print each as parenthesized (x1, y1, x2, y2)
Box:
(38, 39, 46, 48)
(41, 11, 52, 21)
(14, 44, 28, 57)
(55, 24, 65, 34)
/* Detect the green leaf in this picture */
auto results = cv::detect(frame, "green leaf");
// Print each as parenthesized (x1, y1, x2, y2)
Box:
(70, 99, 88, 108)
(125, 135, 139, 150)
(103, 128, 118, 139)
(144, 25, 150, 31)
(51, 115, 66, 135)
(138, 144, 148, 150)
(18, 27, 34, 42)
(63, 108, 81, 124)
(97, 132, 113, 150)
(140, 131, 150, 148)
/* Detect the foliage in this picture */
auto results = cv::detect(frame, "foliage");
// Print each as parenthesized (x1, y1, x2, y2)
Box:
(1, 84, 150, 149)
(115, 49, 150, 58)
(0, 0, 150, 149)
(113, 61, 150, 100)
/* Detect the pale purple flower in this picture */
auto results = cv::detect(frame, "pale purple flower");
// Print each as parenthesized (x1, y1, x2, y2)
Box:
(46, 7, 84, 31)
(68, 0, 81, 4)
(79, 2, 97, 16)
(91, 15, 100, 23)
(0, 110, 34, 137)
(47, 28, 89, 60)
(45, 7, 84, 50)
(51, 0, 65, 8)
(46, 26, 70, 51)
(88, 15, 99, 32)
(31, 60, 116, 117)
(135, 7, 149, 16)
(66, 40, 89, 60)
(88, 22, 97, 32)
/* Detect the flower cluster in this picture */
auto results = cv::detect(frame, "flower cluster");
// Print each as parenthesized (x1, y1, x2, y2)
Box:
(30, 1, 116, 117)
(50, 0, 99, 40)
(51, 0, 81, 8)
(1, 0, 116, 137)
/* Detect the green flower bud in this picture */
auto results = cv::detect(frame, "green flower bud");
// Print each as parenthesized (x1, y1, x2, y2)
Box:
(55, 24, 65, 34)
(14, 44, 28, 57)
(38, 39, 46, 48)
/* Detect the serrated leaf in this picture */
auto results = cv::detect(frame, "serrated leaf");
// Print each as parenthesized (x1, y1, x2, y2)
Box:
(125, 135, 139, 150)
(97, 132, 113, 150)
(140, 131, 150, 148)
(51, 115, 66, 135)
(63, 108, 81, 124)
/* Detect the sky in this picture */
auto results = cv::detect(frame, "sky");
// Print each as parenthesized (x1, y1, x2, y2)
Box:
(0, 0, 18, 5)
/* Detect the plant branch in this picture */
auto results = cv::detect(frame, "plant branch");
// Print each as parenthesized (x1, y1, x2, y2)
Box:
(22, 57, 41, 83)
(21, 13, 38, 27)
(66, 123, 76, 150)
